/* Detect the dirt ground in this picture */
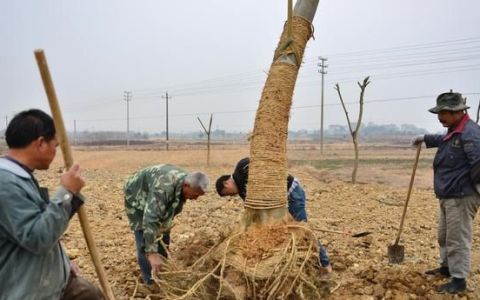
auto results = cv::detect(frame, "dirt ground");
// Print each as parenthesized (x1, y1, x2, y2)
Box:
(33, 143, 480, 299)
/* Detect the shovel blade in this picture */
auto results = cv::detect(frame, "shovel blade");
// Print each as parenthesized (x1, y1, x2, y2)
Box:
(352, 231, 372, 238)
(388, 244, 405, 264)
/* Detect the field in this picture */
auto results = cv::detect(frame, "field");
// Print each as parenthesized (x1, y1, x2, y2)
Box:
(32, 142, 480, 299)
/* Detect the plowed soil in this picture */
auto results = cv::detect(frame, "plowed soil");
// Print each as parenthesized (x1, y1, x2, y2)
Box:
(34, 145, 480, 299)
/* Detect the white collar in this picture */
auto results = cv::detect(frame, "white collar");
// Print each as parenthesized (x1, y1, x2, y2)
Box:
(0, 157, 31, 179)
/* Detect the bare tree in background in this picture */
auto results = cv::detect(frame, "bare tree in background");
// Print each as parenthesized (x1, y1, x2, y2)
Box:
(335, 76, 370, 184)
(197, 114, 213, 166)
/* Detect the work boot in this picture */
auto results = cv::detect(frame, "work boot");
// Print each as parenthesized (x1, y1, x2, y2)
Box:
(425, 266, 450, 277)
(437, 278, 466, 294)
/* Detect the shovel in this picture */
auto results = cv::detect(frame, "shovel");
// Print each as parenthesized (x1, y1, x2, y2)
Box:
(388, 143, 422, 264)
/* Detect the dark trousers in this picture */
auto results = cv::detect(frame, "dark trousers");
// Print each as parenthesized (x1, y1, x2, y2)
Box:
(61, 271, 104, 300)
(134, 230, 170, 284)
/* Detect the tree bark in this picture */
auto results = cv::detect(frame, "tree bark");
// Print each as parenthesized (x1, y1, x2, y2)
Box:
(352, 138, 358, 184)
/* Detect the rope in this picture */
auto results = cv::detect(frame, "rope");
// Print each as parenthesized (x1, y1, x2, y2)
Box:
(246, 16, 313, 210)
(272, 0, 313, 67)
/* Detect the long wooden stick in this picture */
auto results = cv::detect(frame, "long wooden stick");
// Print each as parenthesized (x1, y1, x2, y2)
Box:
(314, 227, 372, 238)
(393, 143, 422, 245)
(34, 49, 116, 300)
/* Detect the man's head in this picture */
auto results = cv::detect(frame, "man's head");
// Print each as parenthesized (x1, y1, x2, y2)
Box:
(429, 92, 468, 128)
(215, 175, 239, 197)
(182, 172, 209, 200)
(6, 109, 58, 170)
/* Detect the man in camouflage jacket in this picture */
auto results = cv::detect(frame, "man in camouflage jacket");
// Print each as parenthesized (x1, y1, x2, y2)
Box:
(124, 164, 209, 285)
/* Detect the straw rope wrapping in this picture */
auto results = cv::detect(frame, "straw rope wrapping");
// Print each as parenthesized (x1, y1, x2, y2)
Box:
(149, 223, 332, 299)
(247, 16, 313, 210)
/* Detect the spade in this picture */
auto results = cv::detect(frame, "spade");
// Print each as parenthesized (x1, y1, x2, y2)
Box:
(388, 143, 422, 264)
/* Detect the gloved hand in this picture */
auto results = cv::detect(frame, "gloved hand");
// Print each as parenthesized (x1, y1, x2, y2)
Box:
(411, 135, 424, 146)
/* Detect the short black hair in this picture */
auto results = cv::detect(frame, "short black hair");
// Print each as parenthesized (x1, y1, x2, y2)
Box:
(215, 175, 230, 196)
(6, 109, 56, 149)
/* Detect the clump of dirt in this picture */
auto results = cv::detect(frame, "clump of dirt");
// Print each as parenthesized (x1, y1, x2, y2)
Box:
(235, 224, 290, 261)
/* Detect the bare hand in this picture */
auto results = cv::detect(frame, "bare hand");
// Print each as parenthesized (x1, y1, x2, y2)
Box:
(70, 260, 81, 277)
(411, 135, 424, 147)
(61, 164, 85, 194)
(147, 253, 163, 273)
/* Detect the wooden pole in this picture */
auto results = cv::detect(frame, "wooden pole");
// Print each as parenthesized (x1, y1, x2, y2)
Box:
(34, 49, 116, 300)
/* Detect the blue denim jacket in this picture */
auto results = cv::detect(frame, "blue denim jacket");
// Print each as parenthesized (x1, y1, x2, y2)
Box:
(424, 116, 480, 199)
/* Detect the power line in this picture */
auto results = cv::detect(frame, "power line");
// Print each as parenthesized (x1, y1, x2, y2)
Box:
(44, 36, 480, 118)
(74, 92, 480, 123)
(132, 37, 480, 96)
(316, 36, 480, 58)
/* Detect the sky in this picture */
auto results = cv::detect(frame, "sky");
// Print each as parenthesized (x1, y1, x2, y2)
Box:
(1, 0, 480, 134)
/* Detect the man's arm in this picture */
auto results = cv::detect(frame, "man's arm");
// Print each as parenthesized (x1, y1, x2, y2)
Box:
(424, 134, 444, 148)
(142, 187, 174, 253)
(233, 158, 249, 178)
(232, 158, 250, 199)
(0, 183, 75, 254)
(462, 129, 480, 182)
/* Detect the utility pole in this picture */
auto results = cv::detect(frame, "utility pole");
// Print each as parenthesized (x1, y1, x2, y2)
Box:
(161, 91, 171, 151)
(318, 56, 328, 154)
(74, 120, 77, 146)
(124, 91, 132, 147)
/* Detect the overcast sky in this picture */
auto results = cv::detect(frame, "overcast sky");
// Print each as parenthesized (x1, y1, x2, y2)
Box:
(1, 0, 480, 134)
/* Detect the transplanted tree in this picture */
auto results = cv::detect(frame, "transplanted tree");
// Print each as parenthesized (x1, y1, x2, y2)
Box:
(153, 1, 329, 298)
(245, 0, 319, 225)
(335, 76, 370, 184)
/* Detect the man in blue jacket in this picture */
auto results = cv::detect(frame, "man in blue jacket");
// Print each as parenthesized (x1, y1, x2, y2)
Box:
(0, 109, 104, 299)
(412, 92, 480, 294)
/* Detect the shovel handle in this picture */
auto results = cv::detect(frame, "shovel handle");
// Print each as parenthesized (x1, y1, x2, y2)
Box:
(34, 50, 116, 300)
(314, 227, 370, 237)
(394, 143, 422, 245)
(315, 228, 350, 235)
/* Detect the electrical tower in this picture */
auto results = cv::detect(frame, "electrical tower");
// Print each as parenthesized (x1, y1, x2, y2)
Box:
(318, 56, 328, 154)
(161, 91, 171, 151)
(124, 91, 132, 147)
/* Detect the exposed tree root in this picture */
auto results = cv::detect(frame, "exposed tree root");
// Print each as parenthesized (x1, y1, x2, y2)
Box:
(150, 221, 333, 299)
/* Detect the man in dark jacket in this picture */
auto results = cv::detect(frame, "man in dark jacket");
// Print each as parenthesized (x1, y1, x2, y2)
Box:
(0, 109, 104, 300)
(412, 92, 480, 294)
(216, 157, 331, 272)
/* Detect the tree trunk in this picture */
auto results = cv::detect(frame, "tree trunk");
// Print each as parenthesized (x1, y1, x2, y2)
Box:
(207, 134, 210, 166)
(245, 0, 319, 226)
(352, 138, 359, 184)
